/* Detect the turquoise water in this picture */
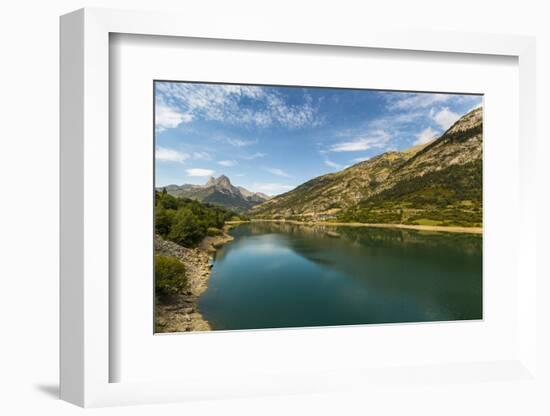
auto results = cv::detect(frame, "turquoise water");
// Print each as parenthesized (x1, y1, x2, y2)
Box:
(198, 222, 482, 330)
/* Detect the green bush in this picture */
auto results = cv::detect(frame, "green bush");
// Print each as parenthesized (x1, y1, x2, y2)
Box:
(167, 208, 205, 247)
(155, 255, 187, 297)
(206, 227, 223, 237)
(155, 205, 174, 237)
(155, 191, 237, 247)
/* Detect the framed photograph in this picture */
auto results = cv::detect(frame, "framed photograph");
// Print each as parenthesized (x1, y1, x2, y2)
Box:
(152, 80, 484, 334)
(60, 8, 538, 407)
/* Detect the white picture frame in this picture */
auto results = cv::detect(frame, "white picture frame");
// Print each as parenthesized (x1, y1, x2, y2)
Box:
(60, 7, 538, 407)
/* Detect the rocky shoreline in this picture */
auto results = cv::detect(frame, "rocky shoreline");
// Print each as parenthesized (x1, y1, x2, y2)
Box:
(154, 229, 234, 333)
(245, 219, 482, 235)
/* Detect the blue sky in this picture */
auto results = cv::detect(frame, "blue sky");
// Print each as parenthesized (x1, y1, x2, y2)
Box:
(155, 81, 482, 195)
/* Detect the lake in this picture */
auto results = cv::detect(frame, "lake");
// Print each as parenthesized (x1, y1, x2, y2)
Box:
(198, 222, 482, 331)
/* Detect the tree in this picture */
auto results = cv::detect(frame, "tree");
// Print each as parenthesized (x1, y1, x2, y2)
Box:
(155, 204, 174, 237)
(159, 193, 178, 210)
(153, 190, 238, 246)
(167, 208, 205, 247)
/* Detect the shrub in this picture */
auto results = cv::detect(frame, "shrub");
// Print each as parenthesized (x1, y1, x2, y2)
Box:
(155, 255, 187, 297)
(167, 208, 205, 247)
(155, 205, 174, 237)
(206, 227, 223, 237)
(154, 191, 237, 247)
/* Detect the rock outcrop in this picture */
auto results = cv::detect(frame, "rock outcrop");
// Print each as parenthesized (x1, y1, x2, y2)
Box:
(159, 175, 270, 212)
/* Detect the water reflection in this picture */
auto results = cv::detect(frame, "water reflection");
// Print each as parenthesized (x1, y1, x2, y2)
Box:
(199, 222, 482, 330)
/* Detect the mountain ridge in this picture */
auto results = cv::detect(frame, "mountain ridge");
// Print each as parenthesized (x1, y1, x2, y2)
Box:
(158, 175, 270, 212)
(252, 107, 482, 227)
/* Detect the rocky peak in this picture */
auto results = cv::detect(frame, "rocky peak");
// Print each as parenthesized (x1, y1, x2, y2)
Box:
(205, 175, 233, 189)
(159, 174, 270, 212)
(447, 106, 482, 135)
(215, 175, 232, 188)
(237, 186, 253, 198)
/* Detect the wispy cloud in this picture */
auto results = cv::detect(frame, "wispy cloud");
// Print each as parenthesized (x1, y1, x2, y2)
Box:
(324, 158, 342, 169)
(431, 107, 460, 130)
(226, 137, 256, 147)
(155, 146, 189, 163)
(266, 167, 290, 177)
(241, 152, 267, 160)
(350, 156, 371, 164)
(193, 151, 212, 160)
(414, 126, 439, 145)
(155, 82, 322, 130)
(339, 112, 423, 136)
(155, 102, 193, 132)
(218, 160, 238, 167)
(186, 168, 215, 177)
(384, 92, 452, 110)
(330, 130, 390, 152)
(330, 111, 419, 156)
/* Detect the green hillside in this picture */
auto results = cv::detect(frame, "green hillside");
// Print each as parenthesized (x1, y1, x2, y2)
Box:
(251, 107, 483, 228)
(338, 159, 482, 227)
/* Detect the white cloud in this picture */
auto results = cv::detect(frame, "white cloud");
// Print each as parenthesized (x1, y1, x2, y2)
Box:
(332, 112, 422, 158)
(155, 82, 322, 130)
(186, 168, 215, 177)
(431, 107, 460, 130)
(330, 130, 390, 152)
(266, 167, 290, 177)
(241, 152, 267, 160)
(226, 137, 256, 147)
(155, 146, 189, 163)
(251, 182, 295, 195)
(385, 92, 452, 110)
(218, 160, 238, 167)
(336, 112, 423, 141)
(414, 127, 439, 145)
(369, 112, 424, 130)
(193, 151, 212, 160)
(351, 156, 371, 163)
(324, 158, 342, 169)
(327, 93, 479, 156)
(155, 103, 193, 131)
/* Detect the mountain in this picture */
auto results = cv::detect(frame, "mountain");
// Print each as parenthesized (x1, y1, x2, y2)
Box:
(159, 175, 270, 212)
(252, 107, 482, 227)
(236, 186, 270, 202)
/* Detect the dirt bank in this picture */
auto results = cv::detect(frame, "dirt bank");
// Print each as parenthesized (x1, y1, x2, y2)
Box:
(248, 219, 482, 234)
(154, 231, 234, 333)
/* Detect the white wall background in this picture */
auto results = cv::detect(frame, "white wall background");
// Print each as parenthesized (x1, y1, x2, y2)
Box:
(0, 0, 548, 415)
